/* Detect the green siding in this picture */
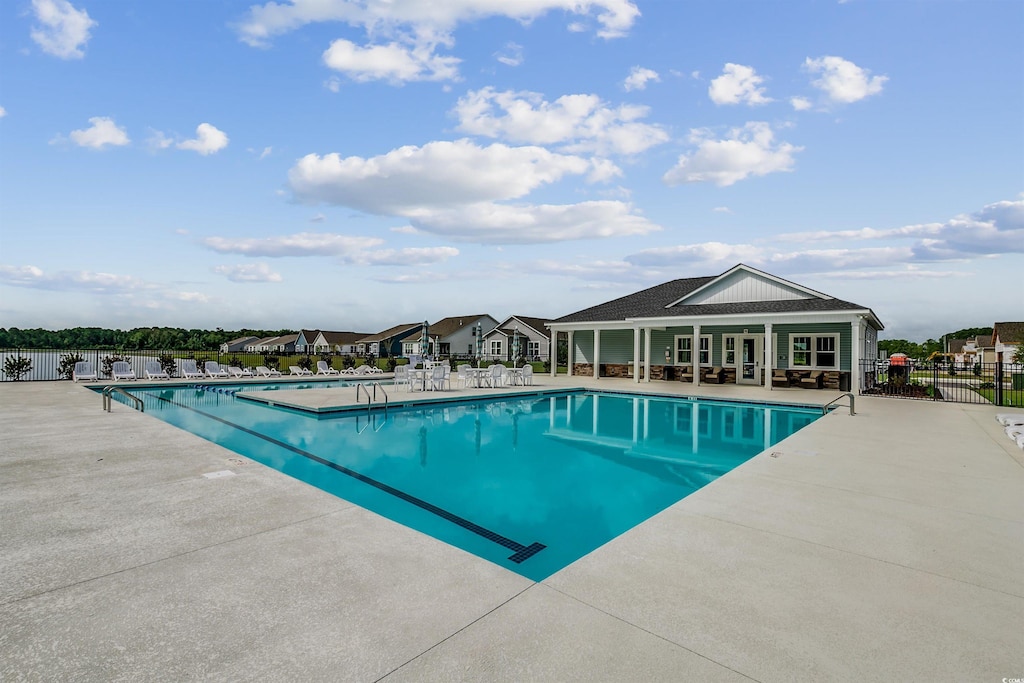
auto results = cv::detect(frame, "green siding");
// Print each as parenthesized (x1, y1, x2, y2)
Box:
(599, 329, 635, 363)
(572, 330, 594, 363)
(775, 323, 852, 371)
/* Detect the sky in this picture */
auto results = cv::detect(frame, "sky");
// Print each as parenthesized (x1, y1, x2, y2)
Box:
(0, 0, 1021, 342)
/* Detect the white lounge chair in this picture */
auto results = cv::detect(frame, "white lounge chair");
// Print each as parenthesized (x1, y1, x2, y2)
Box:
(72, 361, 98, 382)
(111, 361, 136, 381)
(289, 365, 313, 376)
(228, 366, 253, 378)
(179, 360, 205, 379)
(340, 366, 358, 376)
(144, 361, 170, 380)
(205, 361, 229, 378)
(255, 365, 281, 377)
(366, 364, 383, 374)
(316, 360, 339, 375)
(996, 413, 1024, 426)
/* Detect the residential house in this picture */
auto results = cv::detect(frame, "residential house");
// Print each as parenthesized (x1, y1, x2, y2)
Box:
(295, 330, 319, 354)
(993, 322, 1024, 364)
(423, 315, 499, 357)
(313, 331, 372, 354)
(357, 323, 423, 357)
(220, 335, 259, 353)
(947, 338, 968, 366)
(402, 330, 440, 358)
(960, 335, 996, 366)
(547, 263, 884, 392)
(481, 316, 552, 362)
(247, 334, 297, 354)
(245, 336, 278, 352)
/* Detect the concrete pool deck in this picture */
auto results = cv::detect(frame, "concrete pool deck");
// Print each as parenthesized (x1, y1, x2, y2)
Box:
(1, 379, 1022, 681)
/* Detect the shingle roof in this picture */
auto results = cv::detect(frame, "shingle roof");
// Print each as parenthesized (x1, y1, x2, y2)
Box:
(974, 335, 993, 348)
(994, 321, 1024, 344)
(947, 339, 968, 353)
(509, 315, 552, 337)
(225, 335, 258, 345)
(358, 323, 421, 343)
(552, 273, 871, 324)
(318, 330, 371, 345)
(428, 315, 491, 339)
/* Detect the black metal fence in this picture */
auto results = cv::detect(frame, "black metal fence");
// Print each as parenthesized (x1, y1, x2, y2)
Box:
(859, 359, 1024, 407)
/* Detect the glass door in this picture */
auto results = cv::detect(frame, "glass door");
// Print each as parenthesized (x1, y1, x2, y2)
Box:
(738, 336, 762, 384)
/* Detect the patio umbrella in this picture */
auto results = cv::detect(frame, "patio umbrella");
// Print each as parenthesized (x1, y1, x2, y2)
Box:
(512, 326, 520, 363)
(475, 322, 483, 361)
(420, 320, 429, 360)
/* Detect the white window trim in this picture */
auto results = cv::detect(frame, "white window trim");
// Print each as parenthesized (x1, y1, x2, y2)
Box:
(789, 333, 840, 370)
(490, 340, 503, 356)
(674, 334, 712, 366)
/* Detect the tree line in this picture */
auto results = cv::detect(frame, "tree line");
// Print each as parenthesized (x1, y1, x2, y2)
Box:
(0, 327, 295, 351)
(878, 327, 993, 360)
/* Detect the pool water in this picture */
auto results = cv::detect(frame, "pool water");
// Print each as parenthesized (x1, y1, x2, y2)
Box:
(133, 387, 820, 580)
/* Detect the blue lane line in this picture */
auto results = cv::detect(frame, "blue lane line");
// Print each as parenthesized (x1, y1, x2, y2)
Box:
(149, 392, 546, 564)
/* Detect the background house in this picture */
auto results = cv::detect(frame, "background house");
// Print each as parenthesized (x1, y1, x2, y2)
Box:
(220, 335, 259, 353)
(357, 323, 422, 357)
(481, 315, 552, 361)
(314, 331, 371, 354)
(294, 330, 319, 354)
(993, 322, 1023, 364)
(246, 334, 297, 354)
(427, 315, 499, 357)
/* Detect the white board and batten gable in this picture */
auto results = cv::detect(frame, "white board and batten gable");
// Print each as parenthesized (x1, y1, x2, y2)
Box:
(668, 264, 831, 308)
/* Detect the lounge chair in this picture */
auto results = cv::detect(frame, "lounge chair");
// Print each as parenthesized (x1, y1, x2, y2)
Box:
(996, 413, 1024, 426)
(144, 361, 170, 380)
(73, 361, 98, 382)
(179, 360, 205, 379)
(340, 366, 358, 375)
(678, 365, 693, 382)
(316, 360, 339, 376)
(366, 365, 383, 374)
(354, 365, 370, 375)
(771, 369, 789, 387)
(703, 366, 725, 384)
(227, 366, 253, 378)
(205, 361, 229, 378)
(255, 365, 282, 377)
(799, 370, 824, 389)
(111, 361, 136, 381)
(289, 365, 313, 376)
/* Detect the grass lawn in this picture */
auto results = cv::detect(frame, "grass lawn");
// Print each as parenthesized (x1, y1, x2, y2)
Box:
(973, 388, 1024, 407)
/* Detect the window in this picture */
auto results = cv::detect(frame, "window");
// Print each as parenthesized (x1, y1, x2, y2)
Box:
(468, 343, 474, 354)
(674, 334, 712, 365)
(527, 341, 540, 357)
(490, 340, 502, 356)
(724, 336, 736, 365)
(790, 334, 839, 369)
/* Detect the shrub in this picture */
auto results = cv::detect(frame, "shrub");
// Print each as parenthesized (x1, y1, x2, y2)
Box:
(264, 355, 280, 370)
(342, 354, 355, 369)
(57, 352, 85, 380)
(228, 355, 242, 368)
(386, 356, 398, 372)
(101, 354, 131, 378)
(157, 353, 176, 376)
(979, 381, 995, 389)
(297, 355, 313, 371)
(319, 351, 333, 364)
(4, 355, 33, 381)
(973, 363, 982, 377)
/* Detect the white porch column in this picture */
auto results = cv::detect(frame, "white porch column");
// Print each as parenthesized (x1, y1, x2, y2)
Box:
(566, 330, 574, 377)
(593, 329, 601, 379)
(550, 332, 557, 377)
(693, 324, 701, 386)
(632, 326, 641, 384)
(852, 318, 862, 393)
(764, 322, 773, 391)
(643, 327, 652, 383)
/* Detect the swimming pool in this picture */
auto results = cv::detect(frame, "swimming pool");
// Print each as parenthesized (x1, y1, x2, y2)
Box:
(130, 386, 821, 580)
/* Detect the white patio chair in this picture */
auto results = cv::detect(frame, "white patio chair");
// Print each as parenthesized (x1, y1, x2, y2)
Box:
(73, 361, 98, 382)
(255, 365, 282, 377)
(111, 361, 136, 381)
(481, 364, 505, 388)
(393, 365, 410, 390)
(520, 365, 533, 386)
(144, 361, 170, 380)
(457, 364, 472, 388)
(316, 360, 340, 375)
(228, 366, 253, 378)
(289, 365, 313, 376)
(431, 365, 450, 391)
(180, 360, 205, 379)
(205, 361, 229, 378)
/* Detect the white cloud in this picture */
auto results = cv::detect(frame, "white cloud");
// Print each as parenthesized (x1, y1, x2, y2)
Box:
(708, 63, 772, 105)
(202, 232, 383, 257)
(258, 146, 272, 159)
(324, 76, 341, 92)
(322, 39, 459, 84)
(288, 139, 591, 213)
(790, 96, 812, 111)
(804, 55, 887, 104)
(146, 129, 173, 150)
(29, 0, 96, 59)
(663, 122, 802, 187)
(453, 88, 669, 156)
(623, 66, 659, 91)
(213, 263, 284, 283)
(0, 106, 6, 118)
(309, 213, 326, 223)
(235, 0, 640, 48)
(66, 116, 130, 149)
(0, 264, 152, 294)
(358, 246, 459, 266)
(408, 200, 660, 244)
(712, 206, 732, 213)
(177, 123, 229, 155)
(495, 41, 523, 67)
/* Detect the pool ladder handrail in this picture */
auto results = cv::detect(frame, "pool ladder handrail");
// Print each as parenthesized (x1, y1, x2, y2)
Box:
(102, 385, 144, 413)
(355, 382, 389, 415)
(822, 392, 855, 416)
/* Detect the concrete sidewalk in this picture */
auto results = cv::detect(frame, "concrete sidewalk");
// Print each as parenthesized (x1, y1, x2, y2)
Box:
(1, 380, 1021, 681)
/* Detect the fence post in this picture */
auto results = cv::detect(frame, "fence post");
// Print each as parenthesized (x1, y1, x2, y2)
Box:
(933, 363, 939, 401)
(995, 361, 1003, 406)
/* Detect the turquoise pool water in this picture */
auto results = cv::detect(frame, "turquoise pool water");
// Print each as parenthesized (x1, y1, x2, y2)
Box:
(130, 387, 820, 580)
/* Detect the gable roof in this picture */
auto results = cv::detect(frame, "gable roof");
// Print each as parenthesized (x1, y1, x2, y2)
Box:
(973, 335, 993, 348)
(428, 315, 493, 339)
(224, 335, 259, 345)
(993, 321, 1024, 344)
(358, 323, 421, 343)
(297, 329, 319, 343)
(317, 330, 371, 345)
(552, 264, 878, 326)
(500, 315, 552, 338)
(947, 339, 968, 353)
